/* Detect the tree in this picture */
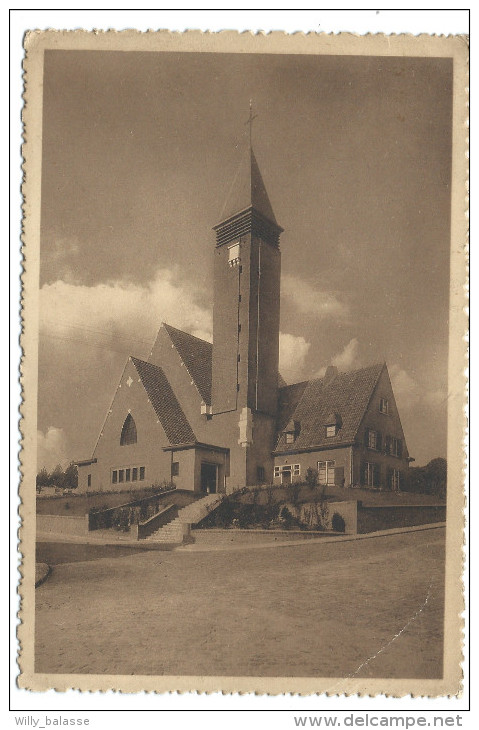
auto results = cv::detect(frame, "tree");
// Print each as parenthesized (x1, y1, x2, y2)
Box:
(305, 467, 319, 489)
(64, 461, 78, 489)
(406, 458, 447, 498)
(36, 467, 49, 491)
(50, 463, 65, 489)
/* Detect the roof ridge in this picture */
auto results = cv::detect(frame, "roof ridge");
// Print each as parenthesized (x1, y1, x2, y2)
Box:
(163, 322, 212, 347)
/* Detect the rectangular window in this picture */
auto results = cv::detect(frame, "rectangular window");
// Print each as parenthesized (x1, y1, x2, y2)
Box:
(326, 425, 337, 438)
(171, 462, 179, 477)
(257, 466, 265, 482)
(118, 470, 124, 483)
(318, 460, 336, 486)
(379, 398, 389, 414)
(286, 432, 295, 444)
(132, 467, 138, 481)
(125, 468, 131, 482)
(368, 430, 378, 449)
(363, 462, 380, 487)
(390, 437, 402, 457)
(274, 465, 300, 478)
(112, 470, 117, 484)
(139, 466, 145, 481)
(390, 469, 401, 491)
(87, 474, 91, 487)
(228, 242, 241, 267)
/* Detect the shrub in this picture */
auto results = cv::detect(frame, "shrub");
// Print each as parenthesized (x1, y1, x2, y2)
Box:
(279, 505, 297, 529)
(290, 482, 302, 506)
(305, 467, 319, 489)
(331, 512, 346, 533)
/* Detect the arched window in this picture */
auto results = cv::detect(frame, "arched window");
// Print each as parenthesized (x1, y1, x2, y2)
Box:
(120, 414, 137, 446)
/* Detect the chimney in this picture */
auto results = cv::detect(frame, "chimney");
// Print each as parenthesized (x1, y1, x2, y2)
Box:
(324, 365, 338, 386)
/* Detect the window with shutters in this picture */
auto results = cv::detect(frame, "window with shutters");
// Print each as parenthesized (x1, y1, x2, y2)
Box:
(366, 429, 381, 451)
(120, 413, 137, 446)
(317, 460, 336, 486)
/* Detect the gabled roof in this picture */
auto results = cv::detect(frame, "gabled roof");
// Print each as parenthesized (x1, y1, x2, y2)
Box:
(163, 323, 213, 405)
(218, 147, 279, 226)
(131, 357, 196, 445)
(274, 363, 385, 453)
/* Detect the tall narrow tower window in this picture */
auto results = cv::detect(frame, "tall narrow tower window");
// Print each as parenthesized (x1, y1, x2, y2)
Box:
(120, 413, 137, 446)
(228, 242, 241, 267)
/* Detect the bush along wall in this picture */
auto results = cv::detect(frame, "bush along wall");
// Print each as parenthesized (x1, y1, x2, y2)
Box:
(198, 485, 344, 531)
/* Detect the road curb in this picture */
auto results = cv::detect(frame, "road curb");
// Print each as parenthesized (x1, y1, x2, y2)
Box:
(35, 563, 52, 587)
(178, 522, 447, 552)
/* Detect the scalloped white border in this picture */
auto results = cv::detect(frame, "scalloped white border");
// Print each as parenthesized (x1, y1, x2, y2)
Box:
(12, 17, 469, 710)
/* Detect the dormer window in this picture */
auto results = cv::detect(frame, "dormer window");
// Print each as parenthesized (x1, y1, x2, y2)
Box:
(283, 419, 300, 444)
(324, 412, 342, 438)
(228, 242, 241, 267)
(379, 398, 389, 414)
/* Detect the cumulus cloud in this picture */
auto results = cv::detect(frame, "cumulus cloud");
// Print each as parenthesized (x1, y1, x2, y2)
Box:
(332, 338, 361, 371)
(281, 274, 349, 320)
(279, 333, 311, 384)
(37, 427, 68, 472)
(39, 268, 213, 354)
(389, 364, 447, 412)
(313, 338, 362, 378)
(389, 364, 421, 410)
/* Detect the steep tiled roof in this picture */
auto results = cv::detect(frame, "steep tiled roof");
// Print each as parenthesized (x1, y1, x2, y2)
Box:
(131, 357, 196, 445)
(163, 324, 213, 404)
(275, 363, 385, 453)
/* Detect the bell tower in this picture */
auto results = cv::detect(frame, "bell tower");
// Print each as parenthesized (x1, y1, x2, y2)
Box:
(211, 143, 283, 419)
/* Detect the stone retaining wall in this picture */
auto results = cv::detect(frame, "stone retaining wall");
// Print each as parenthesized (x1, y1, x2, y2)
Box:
(357, 505, 446, 533)
(36, 514, 88, 537)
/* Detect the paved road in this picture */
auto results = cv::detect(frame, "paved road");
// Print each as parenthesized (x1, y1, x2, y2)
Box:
(35, 527, 445, 679)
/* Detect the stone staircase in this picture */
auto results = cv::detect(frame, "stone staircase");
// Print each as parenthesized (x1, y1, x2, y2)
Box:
(144, 492, 224, 544)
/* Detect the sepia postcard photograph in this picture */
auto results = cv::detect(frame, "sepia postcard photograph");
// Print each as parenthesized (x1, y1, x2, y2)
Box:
(18, 28, 468, 697)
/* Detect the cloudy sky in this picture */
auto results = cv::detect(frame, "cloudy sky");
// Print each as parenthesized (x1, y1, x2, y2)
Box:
(37, 49, 452, 470)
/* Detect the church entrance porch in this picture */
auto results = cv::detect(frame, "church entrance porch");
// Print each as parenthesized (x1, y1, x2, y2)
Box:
(200, 462, 218, 494)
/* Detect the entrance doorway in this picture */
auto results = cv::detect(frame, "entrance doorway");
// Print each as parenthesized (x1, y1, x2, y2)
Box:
(281, 467, 292, 485)
(200, 462, 217, 494)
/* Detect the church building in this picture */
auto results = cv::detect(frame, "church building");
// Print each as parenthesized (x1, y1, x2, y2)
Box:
(76, 143, 411, 495)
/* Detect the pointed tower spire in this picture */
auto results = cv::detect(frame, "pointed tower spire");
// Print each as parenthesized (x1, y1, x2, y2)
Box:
(216, 104, 281, 229)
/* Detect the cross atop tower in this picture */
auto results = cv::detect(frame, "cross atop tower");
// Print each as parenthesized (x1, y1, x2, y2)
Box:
(245, 99, 258, 150)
